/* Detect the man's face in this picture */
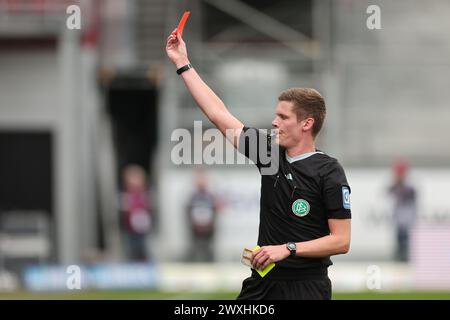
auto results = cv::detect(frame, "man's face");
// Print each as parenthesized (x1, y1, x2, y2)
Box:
(271, 101, 304, 149)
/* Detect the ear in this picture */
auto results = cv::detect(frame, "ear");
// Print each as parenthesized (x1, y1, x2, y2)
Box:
(302, 118, 315, 133)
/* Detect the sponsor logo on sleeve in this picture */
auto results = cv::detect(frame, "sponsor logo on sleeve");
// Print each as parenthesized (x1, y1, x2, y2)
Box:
(342, 186, 351, 209)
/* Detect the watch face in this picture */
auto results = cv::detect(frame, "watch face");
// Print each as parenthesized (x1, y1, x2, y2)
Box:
(288, 243, 296, 250)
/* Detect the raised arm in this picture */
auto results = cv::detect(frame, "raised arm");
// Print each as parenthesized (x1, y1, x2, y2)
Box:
(166, 30, 244, 148)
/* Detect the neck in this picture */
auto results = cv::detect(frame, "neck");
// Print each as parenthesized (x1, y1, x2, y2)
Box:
(286, 138, 316, 157)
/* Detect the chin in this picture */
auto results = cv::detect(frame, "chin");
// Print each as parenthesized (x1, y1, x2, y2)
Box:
(274, 135, 285, 147)
(277, 139, 288, 148)
(274, 136, 280, 145)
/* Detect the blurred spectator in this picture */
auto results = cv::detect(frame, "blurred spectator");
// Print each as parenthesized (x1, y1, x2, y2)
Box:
(185, 169, 221, 262)
(120, 164, 153, 261)
(388, 159, 417, 262)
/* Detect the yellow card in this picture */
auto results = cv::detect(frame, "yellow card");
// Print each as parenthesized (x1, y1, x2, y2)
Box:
(251, 245, 276, 278)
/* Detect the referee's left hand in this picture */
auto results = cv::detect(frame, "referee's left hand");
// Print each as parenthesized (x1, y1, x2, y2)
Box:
(252, 245, 290, 271)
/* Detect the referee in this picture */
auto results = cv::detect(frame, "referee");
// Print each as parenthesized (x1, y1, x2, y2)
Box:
(166, 31, 351, 300)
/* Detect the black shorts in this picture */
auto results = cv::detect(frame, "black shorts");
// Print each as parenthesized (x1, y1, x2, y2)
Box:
(236, 268, 332, 300)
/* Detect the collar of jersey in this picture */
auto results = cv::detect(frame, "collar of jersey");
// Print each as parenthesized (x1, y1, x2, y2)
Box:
(285, 151, 324, 163)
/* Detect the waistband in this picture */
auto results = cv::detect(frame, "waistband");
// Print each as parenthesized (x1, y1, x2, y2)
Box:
(251, 266, 328, 281)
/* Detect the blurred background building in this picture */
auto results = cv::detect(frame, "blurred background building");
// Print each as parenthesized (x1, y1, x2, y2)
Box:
(1, 0, 450, 294)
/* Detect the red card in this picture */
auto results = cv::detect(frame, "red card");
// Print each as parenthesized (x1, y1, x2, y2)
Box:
(172, 11, 190, 37)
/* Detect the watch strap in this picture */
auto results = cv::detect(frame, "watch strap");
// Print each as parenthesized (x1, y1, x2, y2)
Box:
(176, 63, 193, 75)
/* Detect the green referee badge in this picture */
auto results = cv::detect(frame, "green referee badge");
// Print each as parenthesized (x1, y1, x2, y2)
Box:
(292, 199, 310, 217)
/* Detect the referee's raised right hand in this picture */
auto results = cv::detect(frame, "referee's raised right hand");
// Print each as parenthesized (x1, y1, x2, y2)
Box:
(166, 29, 190, 68)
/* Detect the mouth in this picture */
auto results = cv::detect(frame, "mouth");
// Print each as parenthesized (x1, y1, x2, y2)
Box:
(271, 130, 281, 144)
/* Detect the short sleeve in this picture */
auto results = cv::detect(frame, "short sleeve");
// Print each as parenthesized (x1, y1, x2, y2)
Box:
(322, 160, 352, 219)
(238, 127, 273, 169)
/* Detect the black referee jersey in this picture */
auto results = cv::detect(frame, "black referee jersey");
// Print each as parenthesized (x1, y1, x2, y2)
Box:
(238, 126, 352, 272)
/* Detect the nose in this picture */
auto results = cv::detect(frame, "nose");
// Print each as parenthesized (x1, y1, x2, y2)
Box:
(272, 117, 279, 128)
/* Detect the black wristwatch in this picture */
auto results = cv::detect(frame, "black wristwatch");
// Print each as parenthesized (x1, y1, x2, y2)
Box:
(176, 63, 193, 75)
(286, 242, 297, 257)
